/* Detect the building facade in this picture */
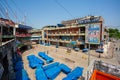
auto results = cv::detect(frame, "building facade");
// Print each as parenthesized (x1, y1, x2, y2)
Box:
(0, 18, 32, 80)
(28, 29, 42, 44)
(0, 18, 16, 80)
(44, 16, 106, 49)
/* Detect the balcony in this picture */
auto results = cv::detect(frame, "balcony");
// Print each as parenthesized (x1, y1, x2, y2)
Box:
(2, 35, 15, 38)
(49, 38, 59, 42)
(77, 24, 86, 27)
(64, 40, 71, 43)
(78, 33, 85, 36)
(47, 33, 55, 36)
(59, 39, 65, 43)
(77, 40, 85, 44)
(16, 33, 31, 37)
(31, 34, 42, 36)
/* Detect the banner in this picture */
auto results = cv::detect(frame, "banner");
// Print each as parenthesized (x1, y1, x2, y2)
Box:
(85, 24, 100, 44)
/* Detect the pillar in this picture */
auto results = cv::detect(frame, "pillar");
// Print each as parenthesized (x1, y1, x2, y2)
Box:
(84, 44, 87, 48)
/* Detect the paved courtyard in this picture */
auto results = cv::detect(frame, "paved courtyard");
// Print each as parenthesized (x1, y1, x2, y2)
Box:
(22, 43, 120, 80)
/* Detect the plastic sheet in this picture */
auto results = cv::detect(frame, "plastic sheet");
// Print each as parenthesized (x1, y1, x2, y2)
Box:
(35, 66, 48, 80)
(59, 64, 71, 74)
(82, 48, 89, 52)
(43, 62, 59, 70)
(45, 66, 61, 79)
(63, 67, 84, 80)
(16, 69, 30, 80)
(38, 52, 54, 64)
(27, 55, 44, 68)
(22, 69, 30, 80)
(14, 61, 23, 71)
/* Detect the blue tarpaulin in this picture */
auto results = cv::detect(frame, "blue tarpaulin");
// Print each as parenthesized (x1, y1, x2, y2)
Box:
(16, 69, 30, 80)
(70, 41, 77, 45)
(35, 66, 48, 80)
(45, 66, 61, 79)
(27, 55, 44, 69)
(18, 24, 32, 30)
(43, 62, 59, 70)
(96, 48, 104, 53)
(57, 24, 65, 27)
(62, 67, 84, 80)
(38, 52, 54, 64)
(59, 64, 71, 74)
(14, 61, 23, 71)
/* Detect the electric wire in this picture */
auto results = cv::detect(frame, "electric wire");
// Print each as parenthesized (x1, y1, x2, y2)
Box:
(54, 0, 75, 19)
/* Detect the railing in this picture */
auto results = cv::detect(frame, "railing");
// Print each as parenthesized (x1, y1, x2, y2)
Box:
(1, 39, 14, 46)
(2, 35, 15, 38)
(16, 33, 31, 37)
(84, 59, 96, 80)
(84, 60, 120, 80)
(45, 24, 86, 30)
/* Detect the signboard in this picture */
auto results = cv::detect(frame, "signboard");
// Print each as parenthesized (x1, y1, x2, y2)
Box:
(85, 24, 100, 44)
(77, 16, 100, 24)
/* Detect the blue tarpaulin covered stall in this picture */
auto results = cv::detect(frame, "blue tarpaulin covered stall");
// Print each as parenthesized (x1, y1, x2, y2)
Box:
(27, 55, 44, 69)
(45, 66, 61, 79)
(63, 67, 84, 80)
(35, 66, 48, 80)
(43, 62, 59, 70)
(38, 52, 54, 64)
(59, 64, 71, 74)
(16, 69, 30, 80)
(70, 41, 77, 45)
(70, 41, 77, 49)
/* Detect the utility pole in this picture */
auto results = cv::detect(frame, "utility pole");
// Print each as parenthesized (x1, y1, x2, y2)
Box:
(88, 44, 90, 66)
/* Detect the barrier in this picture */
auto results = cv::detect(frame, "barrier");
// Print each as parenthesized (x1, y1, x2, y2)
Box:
(63, 67, 84, 80)
(59, 64, 71, 74)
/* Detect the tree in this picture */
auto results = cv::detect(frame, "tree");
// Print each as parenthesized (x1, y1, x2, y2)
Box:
(108, 28, 120, 39)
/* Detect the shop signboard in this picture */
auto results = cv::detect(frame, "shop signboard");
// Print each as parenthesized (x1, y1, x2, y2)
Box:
(85, 24, 100, 44)
(77, 16, 100, 24)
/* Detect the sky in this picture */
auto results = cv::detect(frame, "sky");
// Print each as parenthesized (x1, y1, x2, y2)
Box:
(3, 0, 120, 29)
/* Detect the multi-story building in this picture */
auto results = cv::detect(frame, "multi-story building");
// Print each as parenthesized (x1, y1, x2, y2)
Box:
(43, 16, 106, 49)
(28, 29, 42, 44)
(15, 24, 32, 51)
(0, 18, 32, 80)
(0, 18, 16, 80)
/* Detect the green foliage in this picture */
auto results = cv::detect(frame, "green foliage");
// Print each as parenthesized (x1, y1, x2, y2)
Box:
(17, 43, 24, 48)
(108, 28, 120, 39)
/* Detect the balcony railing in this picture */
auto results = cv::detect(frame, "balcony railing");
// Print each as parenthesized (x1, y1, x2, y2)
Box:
(47, 31, 85, 36)
(2, 35, 15, 38)
(16, 33, 31, 37)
